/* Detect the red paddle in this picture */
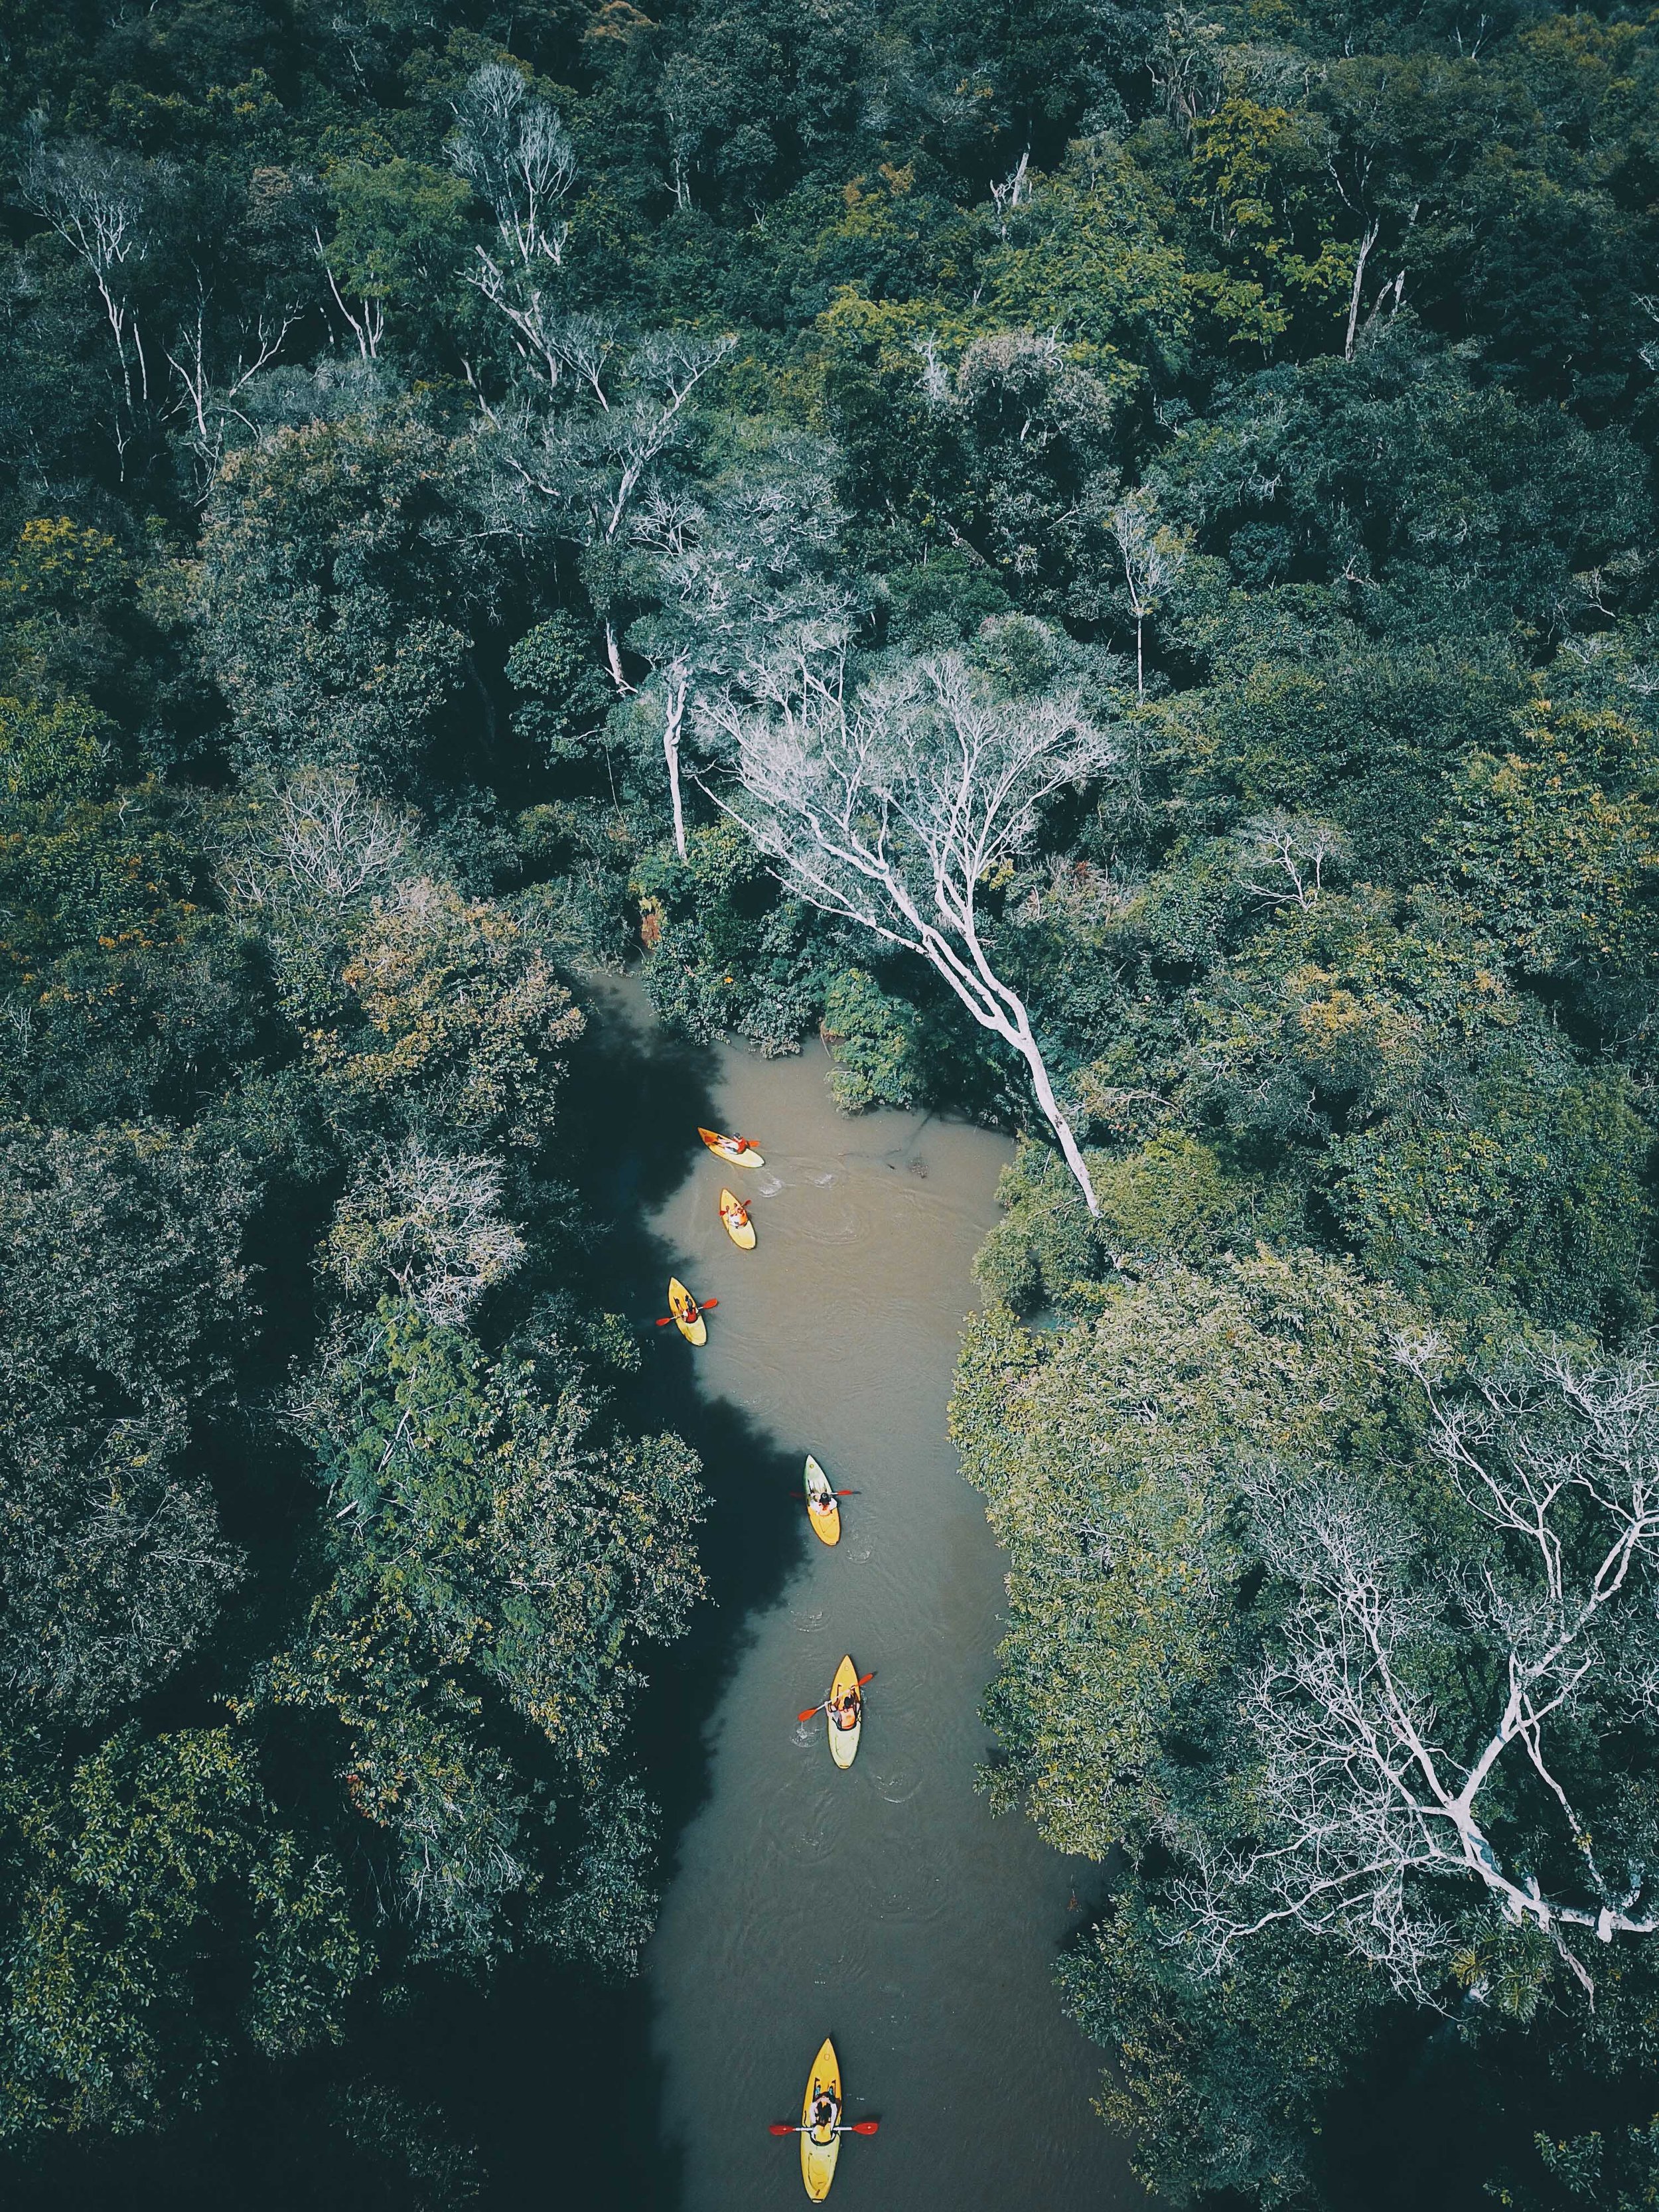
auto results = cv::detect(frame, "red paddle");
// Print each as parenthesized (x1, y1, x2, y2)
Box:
(655, 1299, 718, 1326)
(798, 1672, 873, 1723)
(768, 2122, 880, 2136)
(791, 1490, 858, 1500)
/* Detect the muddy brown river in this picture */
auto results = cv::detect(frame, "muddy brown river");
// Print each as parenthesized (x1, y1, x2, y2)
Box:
(591, 983, 1133, 2212)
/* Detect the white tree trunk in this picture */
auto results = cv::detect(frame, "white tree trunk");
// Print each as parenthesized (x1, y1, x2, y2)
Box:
(1345, 218, 1380, 360)
(717, 650, 1115, 1223)
(924, 912, 1102, 1219)
(1007, 1005, 1100, 1217)
(664, 674, 687, 860)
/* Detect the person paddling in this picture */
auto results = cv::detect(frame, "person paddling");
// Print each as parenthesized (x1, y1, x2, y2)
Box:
(828, 1683, 861, 1732)
(811, 2089, 842, 2138)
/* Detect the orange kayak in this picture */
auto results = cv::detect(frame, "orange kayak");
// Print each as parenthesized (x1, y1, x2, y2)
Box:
(698, 1126, 764, 1169)
(719, 1187, 757, 1249)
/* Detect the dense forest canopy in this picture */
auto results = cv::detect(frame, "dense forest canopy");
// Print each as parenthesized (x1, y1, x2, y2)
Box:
(0, 0, 1656, 2204)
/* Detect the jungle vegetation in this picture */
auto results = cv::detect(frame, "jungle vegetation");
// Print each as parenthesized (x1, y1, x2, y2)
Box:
(1, 0, 1657, 2205)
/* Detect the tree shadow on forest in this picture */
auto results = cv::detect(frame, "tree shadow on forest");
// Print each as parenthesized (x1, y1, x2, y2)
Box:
(3, 981, 807, 2212)
(376, 976, 813, 2212)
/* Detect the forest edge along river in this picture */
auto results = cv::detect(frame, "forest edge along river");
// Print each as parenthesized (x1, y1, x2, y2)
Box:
(572, 976, 1134, 2212)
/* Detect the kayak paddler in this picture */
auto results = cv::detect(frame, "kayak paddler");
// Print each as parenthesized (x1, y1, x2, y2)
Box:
(828, 1684, 861, 1732)
(811, 2089, 842, 2138)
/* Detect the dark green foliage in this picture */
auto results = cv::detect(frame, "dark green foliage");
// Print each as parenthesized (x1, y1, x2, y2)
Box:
(1162, 329, 1649, 645)
(820, 966, 922, 1111)
(1498, 2118, 1659, 2212)
(952, 1274, 1659, 2210)
(0, 1124, 250, 1718)
(881, 550, 1011, 651)
(196, 416, 485, 786)
(273, 1304, 702, 1966)
(0, 1726, 366, 2138)
(326, 2083, 483, 2211)
(506, 613, 612, 766)
(635, 821, 824, 1053)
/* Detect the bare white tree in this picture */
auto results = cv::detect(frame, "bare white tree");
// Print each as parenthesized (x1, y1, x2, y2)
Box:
(656, 654, 694, 859)
(19, 131, 154, 464)
(988, 147, 1031, 237)
(707, 648, 1114, 1213)
(448, 62, 735, 702)
(451, 63, 577, 269)
(324, 1135, 526, 1326)
(1148, 8, 1232, 135)
(165, 281, 303, 493)
(626, 442, 850, 858)
(220, 765, 415, 933)
(448, 63, 578, 394)
(313, 223, 385, 361)
(1108, 486, 1187, 698)
(483, 327, 735, 688)
(583, 332, 737, 548)
(1343, 216, 1381, 361)
(658, 54, 707, 213)
(1232, 810, 1350, 909)
(1176, 1337, 1659, 2004)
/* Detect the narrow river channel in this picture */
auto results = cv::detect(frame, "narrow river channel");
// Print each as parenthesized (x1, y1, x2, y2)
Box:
(575, 980, 1134, 2212)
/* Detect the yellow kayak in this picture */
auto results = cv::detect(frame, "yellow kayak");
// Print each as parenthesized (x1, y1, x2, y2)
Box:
(827, 1655, 861, 1770)
(800, 2036, 842, 2201)
(668, 1276, 706, 1346)
(804, 1455, 840, 1546)
(698, 1126, 764, 1169)
(719, 1187, 757, 1250)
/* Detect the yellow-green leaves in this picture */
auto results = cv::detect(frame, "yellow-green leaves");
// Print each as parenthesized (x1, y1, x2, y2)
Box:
(1431, 688, 1659, 980)
(951, 1251, 1417, 1859)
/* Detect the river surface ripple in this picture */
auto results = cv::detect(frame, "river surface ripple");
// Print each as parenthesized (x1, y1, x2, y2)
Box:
(628, 1000, 1133, 2212)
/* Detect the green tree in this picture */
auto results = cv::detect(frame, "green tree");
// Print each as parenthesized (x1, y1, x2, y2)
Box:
(196, 415, 483, 784)
(0, 1726, 366, 2138)
(952, 1265, 1659, 2205)
(320, 156, 470, 367)
(1431, 681, 1659, 986)
(271, 1305, 703, 1963)
(0, 1124, 251, 1719)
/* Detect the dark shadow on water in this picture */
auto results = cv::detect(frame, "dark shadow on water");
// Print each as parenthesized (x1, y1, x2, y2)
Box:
(370, 979, 813, 2212)
(2, 982, 807, 2212)
(450, 978, 814, 2211)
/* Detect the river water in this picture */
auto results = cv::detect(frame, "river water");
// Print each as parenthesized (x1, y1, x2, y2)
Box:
(581, 983, 1133, 2212)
